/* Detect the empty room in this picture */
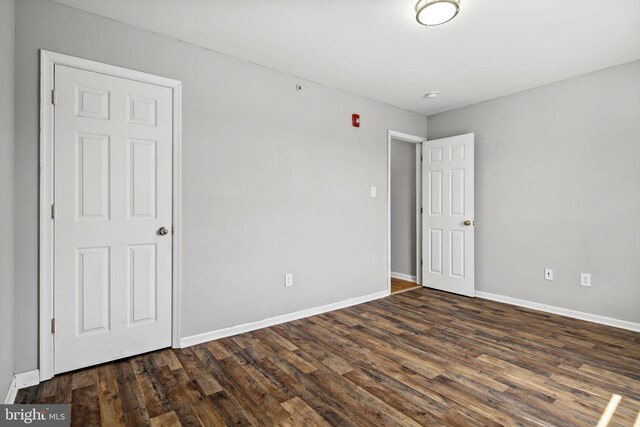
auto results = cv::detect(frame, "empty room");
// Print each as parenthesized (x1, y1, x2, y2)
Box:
(1, 0, 639, 425)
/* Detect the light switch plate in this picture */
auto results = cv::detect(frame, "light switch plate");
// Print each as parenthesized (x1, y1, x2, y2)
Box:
(370, 186, 377, 197)
(544, 268, 553, 281)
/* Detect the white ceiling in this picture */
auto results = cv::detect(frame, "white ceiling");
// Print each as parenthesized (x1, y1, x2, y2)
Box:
(51, 0, 640, 116)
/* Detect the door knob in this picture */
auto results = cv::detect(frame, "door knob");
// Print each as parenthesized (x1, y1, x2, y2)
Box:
(463, 220, 472, 226)
(158, 226, 169, 236)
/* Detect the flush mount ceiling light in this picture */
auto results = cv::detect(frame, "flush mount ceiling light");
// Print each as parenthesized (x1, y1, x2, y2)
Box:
(416, 0, 461, 26)
(425, 91, 439, 99)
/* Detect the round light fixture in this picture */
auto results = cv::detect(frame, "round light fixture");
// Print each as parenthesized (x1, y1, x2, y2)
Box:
(416, 0, 460, 26)
(425, 92, 439, 99)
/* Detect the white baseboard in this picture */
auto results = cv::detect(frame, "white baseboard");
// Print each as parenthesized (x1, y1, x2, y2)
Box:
(2, 370, 39, 404)
(3, 377, 17, 404)
(180, 290, 390, 348)
(14, 370, 40, 389)
(476, 291, 640, 333)
(390, 272, 417, 282)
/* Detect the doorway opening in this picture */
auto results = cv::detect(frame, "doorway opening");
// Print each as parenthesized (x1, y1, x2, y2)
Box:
(387, 131, 426, 295)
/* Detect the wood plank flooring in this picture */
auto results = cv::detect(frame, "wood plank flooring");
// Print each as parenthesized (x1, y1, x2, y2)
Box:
(16, 288, 640, 426)
(391, 277, 421, 294)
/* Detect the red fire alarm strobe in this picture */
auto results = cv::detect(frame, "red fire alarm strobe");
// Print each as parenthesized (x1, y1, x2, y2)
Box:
(352, 114, 360, 127)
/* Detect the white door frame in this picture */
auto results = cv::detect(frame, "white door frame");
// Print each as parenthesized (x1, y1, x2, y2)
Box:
(387, 130, 427, 293)
(39, 50, 183, 381)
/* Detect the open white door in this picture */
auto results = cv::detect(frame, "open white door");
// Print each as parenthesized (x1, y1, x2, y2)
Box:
(421, 134, 475, 297)
(53, 65, 174, 373)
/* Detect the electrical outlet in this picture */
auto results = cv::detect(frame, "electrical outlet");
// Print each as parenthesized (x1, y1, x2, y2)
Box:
(580, 273, 591, 287)
(285, 273, 293, 287)
(544, 268, 553, 281)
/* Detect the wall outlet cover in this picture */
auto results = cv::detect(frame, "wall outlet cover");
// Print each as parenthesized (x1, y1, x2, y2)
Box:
(580, 273, 591, 287)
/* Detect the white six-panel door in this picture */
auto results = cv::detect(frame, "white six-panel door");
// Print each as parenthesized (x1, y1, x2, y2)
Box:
(54, 65, 173, 373)
(422, 134, 475, 297)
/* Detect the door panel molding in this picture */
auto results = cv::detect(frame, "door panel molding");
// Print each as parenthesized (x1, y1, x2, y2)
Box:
(39, 50, 182, 381)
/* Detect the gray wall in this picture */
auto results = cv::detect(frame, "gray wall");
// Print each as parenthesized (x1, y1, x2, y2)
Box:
(390, 140, 417, 278)
(14, 0, 427, 372)
(428, 60, 640, 324)
(1, 0, 16, 395)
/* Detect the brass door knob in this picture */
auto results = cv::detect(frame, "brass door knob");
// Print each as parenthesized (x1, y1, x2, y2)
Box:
(463, 220, 472, 226)
(158, 227, 169, 236)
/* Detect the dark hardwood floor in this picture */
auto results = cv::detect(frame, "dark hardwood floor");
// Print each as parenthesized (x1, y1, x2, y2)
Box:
(16, 288, 640, 426)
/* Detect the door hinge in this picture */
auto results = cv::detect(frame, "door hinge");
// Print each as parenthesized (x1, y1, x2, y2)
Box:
(51, 318, 55, 334)
(51, 89, 57, 105)
(421, 259, 423, 265)
(421, 155, 423, 162)
(51, 204, 56, 219)
(420, 207, 423, 214)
